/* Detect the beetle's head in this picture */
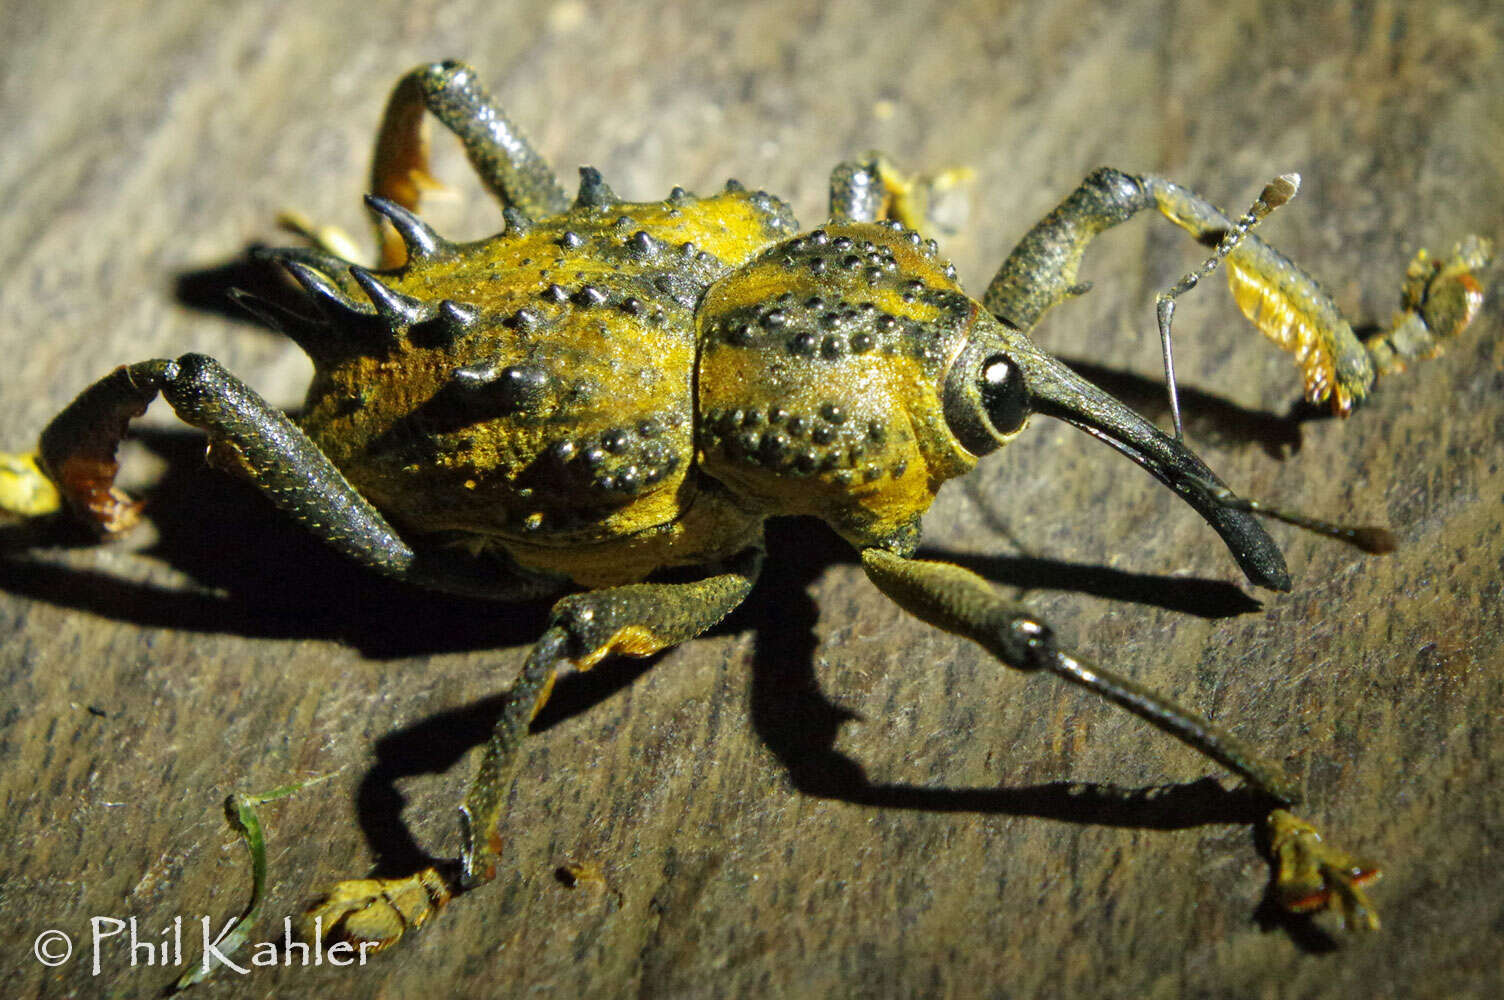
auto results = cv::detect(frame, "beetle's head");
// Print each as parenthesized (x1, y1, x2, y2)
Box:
(941, 309, 1289, 591)
(696, 219, 1287, 589)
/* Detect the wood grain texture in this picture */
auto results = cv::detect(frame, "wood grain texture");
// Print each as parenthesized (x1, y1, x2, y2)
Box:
(2, 2, 1500, 997)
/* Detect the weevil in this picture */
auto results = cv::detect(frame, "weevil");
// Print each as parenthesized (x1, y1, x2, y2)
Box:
(0, 60, 1491, 950)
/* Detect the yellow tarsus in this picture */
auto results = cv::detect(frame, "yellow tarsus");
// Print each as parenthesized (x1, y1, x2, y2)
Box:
(0, 451, 61, 519)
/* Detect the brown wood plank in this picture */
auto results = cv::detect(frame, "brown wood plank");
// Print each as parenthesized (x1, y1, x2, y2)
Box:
(2, 2, 1500, 996)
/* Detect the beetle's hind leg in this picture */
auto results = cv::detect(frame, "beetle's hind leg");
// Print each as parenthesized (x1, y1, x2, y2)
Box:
(369, 60, 570, 266)
(29, 356, 411, 563)
(305, 551, 763, 951)
(828, 154, 973, 234)
(272, 61, 572, 269)
(860, 547, 1382, 928)
(9, 354, 550, 598)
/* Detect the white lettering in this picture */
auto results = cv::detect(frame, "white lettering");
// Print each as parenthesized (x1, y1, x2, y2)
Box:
(198, 916, 249, 976)
(90, 918, 125, 976)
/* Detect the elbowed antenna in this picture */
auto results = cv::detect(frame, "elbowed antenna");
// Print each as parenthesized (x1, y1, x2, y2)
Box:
(994, 323, 1291, 591)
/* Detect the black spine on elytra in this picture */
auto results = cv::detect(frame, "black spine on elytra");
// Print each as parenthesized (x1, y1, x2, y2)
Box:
(365, 194, 454, 261)
(574, 166, 618, 209)
(350, 266, 437, 326)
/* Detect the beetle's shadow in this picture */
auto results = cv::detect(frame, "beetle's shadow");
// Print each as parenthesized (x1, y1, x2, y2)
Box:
(1056, 358, 1328, 461)
(346, 517, 1328, 946)
(732, 520, 1334, 945)
(1, 429, 1285, 855)
(344, 517, 1317, 945)
(738, 523, 1269, 828)
(0, 428, 551, 657)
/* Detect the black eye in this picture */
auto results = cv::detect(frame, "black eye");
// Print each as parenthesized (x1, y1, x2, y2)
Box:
(942, 346, 1032, 455)
(979, 354, 1029, 435)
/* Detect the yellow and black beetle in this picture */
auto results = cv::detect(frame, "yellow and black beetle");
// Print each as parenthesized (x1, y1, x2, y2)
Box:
(3, 60, 1489, 950)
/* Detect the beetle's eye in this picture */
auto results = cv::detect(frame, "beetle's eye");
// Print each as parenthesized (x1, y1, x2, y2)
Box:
(942, 347, 1032, 455)
(979, 354, 1029, 436)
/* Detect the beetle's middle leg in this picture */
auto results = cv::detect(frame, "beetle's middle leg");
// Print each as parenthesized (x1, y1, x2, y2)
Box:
(828, 154, 974, 234)
(860, 546, 1382, 929)
(304, 550, 763, 950)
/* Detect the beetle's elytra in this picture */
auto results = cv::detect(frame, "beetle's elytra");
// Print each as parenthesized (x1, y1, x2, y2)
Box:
(0, 60, 1491, 953)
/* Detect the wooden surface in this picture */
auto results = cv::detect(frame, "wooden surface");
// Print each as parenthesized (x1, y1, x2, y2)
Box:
(2, 2, 1501, 997)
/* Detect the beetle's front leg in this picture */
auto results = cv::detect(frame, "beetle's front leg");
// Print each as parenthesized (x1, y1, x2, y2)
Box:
(983, 168, 1372, 411)
(305, 551, 763, 951)
(860, 547, 1381, 928)
(1146, 186, 1490, 413)
(984, 167, 1492, 417)
(982, 167, 1158, 333)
